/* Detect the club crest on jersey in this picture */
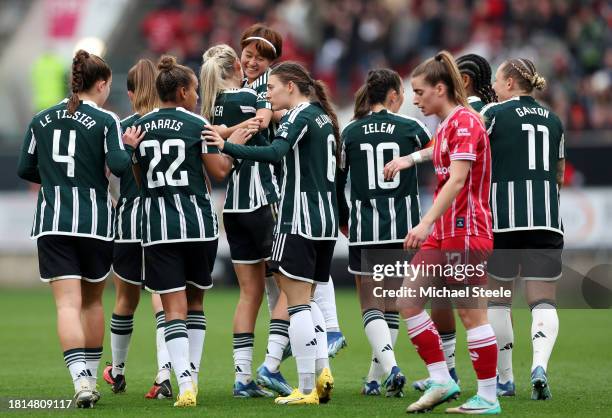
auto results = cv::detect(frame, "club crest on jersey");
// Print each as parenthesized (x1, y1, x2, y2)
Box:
(441, 138, 448, 153)
(456, 217, 465, 228)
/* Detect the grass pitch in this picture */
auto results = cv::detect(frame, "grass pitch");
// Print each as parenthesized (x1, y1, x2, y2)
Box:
(0, 287, 610, 417)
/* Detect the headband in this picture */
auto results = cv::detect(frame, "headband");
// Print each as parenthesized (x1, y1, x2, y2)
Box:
(244, 36, 277, 56)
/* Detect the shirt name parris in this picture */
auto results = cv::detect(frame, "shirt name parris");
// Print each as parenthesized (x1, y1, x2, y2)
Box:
(142, 118, 184, 132)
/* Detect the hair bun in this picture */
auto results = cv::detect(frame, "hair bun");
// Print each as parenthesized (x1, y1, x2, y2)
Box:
(531, 73, 547, 90)
(158, 55, 177, 72)
(73, 49, 90, 63)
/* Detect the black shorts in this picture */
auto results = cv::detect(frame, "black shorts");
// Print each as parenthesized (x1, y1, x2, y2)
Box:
(269, 233, 336, 283)
(223, 205, 275, 264)
(348, 242, 405, 275)
(143, 240, 218, 293)
(112, 242, 143, 285)
(488, 230, 564, 281)
(37, 235, 113, 282)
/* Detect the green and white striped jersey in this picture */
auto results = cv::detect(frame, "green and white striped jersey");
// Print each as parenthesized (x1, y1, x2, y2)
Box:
(245, 69, 272, 111)
(275, 102, 338, 239)
(244, 70, 283, 176)
(213, 88, 279, 212)
(18, 99, 132, 241)
(134, 107, 220, 246)
(468, 96, 485, 112)
(115, 113, 142, 242)
(339, 110, 432, 245)
(481, 95, 565, 234)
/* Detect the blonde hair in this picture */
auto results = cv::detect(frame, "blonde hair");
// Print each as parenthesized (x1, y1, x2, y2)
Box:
(199, 44, 239, 122)
(501, 58, 547, 93)
(127, 59, 158, 115)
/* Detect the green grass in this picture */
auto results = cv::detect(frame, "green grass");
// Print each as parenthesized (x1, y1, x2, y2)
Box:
(0, 287, 610, 417)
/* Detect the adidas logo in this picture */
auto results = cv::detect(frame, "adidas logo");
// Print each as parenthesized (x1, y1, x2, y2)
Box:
(373, 358, 379, 364)
(117, 362, 125, 368)
(501, 342, 514, 351)
(314, 325, 325, 333)
(190, 362, 196, 370)
(77, 369, 93, 378)
(179, 370, 192, 379)
(532, 331, 546, 341)
(469, 350, 479, 361)
(235, 366, 242, 372)
(306, 338, 317, 346)
(162, 362, 171, 369)
(381, 344, 393, 352)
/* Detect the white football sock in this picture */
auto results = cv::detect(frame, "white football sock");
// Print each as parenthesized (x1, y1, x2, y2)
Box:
(263, 319, 289, 373)
(233, 333, 254, 384)
(187, 311, 206, 389)
(64, 348, 89, 390)
(440, 332, 457, 370)
(288, 304, 316, 394)
(366, 356, 382, 383)
(313, 277, 340, 332)
(110, 313, 133, 376)
(531, 302, 559, 372)
(155, 311, 171, 383)
(164, 319, 192, 395)
(84, 347, 102, 388)
(488, 303, 514, 383)
(311, 299, 330, 374)
(385, 311, 400, 346)
(363, 309, 396, 377)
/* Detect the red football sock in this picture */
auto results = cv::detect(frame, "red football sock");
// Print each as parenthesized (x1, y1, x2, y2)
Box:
(406, 311, 445, 364)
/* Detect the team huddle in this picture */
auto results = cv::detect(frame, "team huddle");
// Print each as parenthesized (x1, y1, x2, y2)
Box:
(17, 22, 564, 415)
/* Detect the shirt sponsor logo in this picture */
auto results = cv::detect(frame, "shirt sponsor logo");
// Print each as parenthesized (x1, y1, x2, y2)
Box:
(457, 127, 471, 137)
(435, 166, 451, 176)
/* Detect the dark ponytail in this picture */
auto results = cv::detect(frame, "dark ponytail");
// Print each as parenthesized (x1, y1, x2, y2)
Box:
(353, 84, 370, 120)
(270, 62, 341, 163)
(353, 68, 402, 119)
(67, 49, 111, 114)
(313, 79, 340, 146)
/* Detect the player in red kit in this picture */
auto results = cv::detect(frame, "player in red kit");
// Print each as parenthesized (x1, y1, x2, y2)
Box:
(384, 51, 500, 415)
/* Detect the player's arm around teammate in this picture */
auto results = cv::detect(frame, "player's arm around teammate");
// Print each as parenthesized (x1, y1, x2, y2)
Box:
(199, 43, 280, 398)
(206, 62, 340, 405)
(17, 50, 141, 408)
(387, 51, 501, 415)
(233, 24, 304, 396)
(338, 68, 432, 397)
(484, 58, 565, 400)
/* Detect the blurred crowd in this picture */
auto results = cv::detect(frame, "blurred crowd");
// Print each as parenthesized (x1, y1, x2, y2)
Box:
(142, 0, 611, 130)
